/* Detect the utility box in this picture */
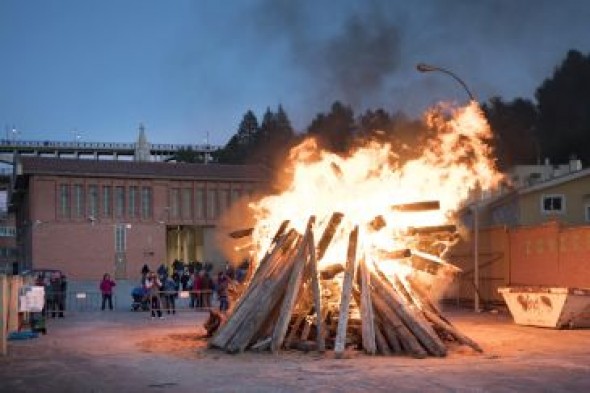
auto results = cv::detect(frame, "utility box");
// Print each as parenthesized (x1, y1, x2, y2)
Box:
(498, 287, 590, 328)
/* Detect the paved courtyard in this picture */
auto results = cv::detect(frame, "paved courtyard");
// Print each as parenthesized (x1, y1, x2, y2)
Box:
(1, 307, 590, 392)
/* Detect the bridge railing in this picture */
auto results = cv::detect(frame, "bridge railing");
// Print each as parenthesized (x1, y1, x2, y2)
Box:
(0, 140, 221, 152)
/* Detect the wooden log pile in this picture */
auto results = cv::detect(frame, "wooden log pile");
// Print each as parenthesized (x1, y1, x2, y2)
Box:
(210, 207, 482, 358)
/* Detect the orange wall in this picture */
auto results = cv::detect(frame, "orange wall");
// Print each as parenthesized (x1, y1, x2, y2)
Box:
(447, 221, 590, 304)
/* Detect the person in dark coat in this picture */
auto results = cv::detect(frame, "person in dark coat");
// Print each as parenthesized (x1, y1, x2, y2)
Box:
(216, 272, 229, 313)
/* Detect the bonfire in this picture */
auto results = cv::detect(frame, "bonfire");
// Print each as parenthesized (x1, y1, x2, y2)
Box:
(209, 102, 503, 357)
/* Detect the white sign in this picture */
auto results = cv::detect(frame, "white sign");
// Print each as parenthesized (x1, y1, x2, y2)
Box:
(19, 286, 45, 312)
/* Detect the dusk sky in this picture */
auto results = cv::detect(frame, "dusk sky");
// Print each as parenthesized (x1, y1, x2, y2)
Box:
(1, 0, 589, 146)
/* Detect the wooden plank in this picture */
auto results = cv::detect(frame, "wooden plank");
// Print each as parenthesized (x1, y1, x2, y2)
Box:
(407, 224, 456, 235)
(250, 337, 272, 352)
(381, 323, 402, 354)
(334, 226, 358, 358)
(371, 290, 427, 358)
(210, 230, 298, 349)
(391, 201, 440, 212)
(8, 275, 22, 334)
(225, 235, 303, 353)
(373, 319, 391, 356)
(422, 308, 483, 353)
(316, 212, 344, 262)
(359, 255, 376, 355)
(271, 217, 314, 353)
(307, 216, 325, 353)
(300, 317, 312, 341)
(285, 313, 306, 348)
(0, 275, 7, 356)
(371, 270, 446, 357)
(228, 227, 254, 239)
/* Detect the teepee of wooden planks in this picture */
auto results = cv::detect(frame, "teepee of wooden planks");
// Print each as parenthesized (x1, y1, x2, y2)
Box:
(210, 209, 482, 358)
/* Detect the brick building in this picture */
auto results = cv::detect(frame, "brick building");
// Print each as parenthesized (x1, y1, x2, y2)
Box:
(11, 156, 268, 280)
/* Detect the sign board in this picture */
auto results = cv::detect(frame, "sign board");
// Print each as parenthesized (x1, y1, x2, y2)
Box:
(19, 285, 45, 312)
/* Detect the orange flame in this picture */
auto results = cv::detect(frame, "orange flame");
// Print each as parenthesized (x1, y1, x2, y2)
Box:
(249, 102, 503, 276)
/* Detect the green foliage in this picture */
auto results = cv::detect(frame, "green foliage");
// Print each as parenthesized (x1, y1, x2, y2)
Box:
(535, 49, 590, 164)
(483, 97, 539, 170)
(215, 106, 295, 167)
(307, 101, 356, 153)
(215, 110, 260, 164)
(172, 146, 206, 163)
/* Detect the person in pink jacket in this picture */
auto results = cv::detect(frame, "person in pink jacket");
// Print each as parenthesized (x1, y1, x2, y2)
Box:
(99, 273, 116, 310)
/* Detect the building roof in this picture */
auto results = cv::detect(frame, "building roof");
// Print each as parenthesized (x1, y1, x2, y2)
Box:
(516, 166, 590, 196)
(15, 156, 269, 182)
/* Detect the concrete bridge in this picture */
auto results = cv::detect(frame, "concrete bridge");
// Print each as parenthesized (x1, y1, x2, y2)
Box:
(0, 138, 222, 164)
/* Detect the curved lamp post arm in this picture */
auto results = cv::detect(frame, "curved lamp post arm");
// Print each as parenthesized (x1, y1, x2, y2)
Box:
(416, 63, 475, 101)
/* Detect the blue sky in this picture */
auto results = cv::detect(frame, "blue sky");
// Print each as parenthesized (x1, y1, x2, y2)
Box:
(1, 0, 589, 146)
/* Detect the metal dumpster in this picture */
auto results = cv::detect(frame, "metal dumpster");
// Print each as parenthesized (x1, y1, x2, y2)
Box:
(498, 287, 590, 328)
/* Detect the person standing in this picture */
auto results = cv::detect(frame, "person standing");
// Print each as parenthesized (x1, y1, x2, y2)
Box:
(144, 271, 163, 319)
(217, 271, 230, 313)
(47, 272, 65, 318)
(99, 273, 116, 311)
(162, 275, 178, 315)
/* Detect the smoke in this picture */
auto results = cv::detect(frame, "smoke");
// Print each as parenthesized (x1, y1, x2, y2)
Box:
(252, 0, 401, 109)
(248, 0, 590, 121)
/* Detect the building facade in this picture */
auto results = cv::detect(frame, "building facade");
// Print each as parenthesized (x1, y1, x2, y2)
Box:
(11, 157, 268, 280)
(487, 166, 590, 228)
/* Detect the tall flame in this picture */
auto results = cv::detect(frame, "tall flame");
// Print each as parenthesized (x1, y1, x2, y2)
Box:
(249, 102, 503, 273)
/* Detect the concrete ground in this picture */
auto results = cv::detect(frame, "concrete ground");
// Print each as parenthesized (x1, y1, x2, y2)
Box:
(1, 306, 590, 393)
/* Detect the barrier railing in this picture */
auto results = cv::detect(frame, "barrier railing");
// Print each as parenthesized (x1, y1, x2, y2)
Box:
(140, 290, 217, 315)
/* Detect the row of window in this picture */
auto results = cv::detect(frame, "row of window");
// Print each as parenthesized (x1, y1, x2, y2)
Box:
(0, 226, 16, 237)
(0, 247, 17, 258)
(59, 184, 152, 220)
(167, 187, 247, 221)
(58, 183, 252, 222)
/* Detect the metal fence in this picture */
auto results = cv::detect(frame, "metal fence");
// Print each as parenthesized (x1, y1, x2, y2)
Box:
(41, 289, 218, 313)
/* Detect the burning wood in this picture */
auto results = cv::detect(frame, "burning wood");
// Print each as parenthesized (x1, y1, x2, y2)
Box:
(391, 201, 440, 212)
(213, 103, 500, 358)
(228, 228, 254, 239)
(211, 212, 481, 358)
(407, 224, 457, 235)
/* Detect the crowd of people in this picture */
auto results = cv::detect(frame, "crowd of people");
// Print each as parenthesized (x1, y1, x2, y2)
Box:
(35, 271, 67, 318)
(133, 259, 248, 319)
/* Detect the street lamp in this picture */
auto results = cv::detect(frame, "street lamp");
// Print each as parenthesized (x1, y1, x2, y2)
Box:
(416, 63, 475, 102)
(416, 62, 481, 312)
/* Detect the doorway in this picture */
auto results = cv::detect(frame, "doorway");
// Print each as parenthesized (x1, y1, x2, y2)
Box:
(165, 225, 204, 265)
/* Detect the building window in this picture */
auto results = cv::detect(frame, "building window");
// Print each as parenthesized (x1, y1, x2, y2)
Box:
(115, 224, 126, 252)
(182, 188, 193, 220)
(195, 188, 205, 219)
(128, 186, 138, 219)
(0, 226, 16, 237)
(0, 247, 17, 257)
(141, 186, 152, 219)
(207, 188, 217, 219)
(59, 184, 70, 218)
(73, 184, 84, 218)
(219, 189, 229, 217)
(231, 189, 241, 204)
(87, 185, 98, 219)
(231, 189, 241, 220)
(102, 186, 112, 217)
(115, 186, 125, 219)
(541, 194, 565, 214)
(169, 188, 180, 219)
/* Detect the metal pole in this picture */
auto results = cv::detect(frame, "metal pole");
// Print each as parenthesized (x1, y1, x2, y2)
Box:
(416, 63, 475, 101)
(417, 62, 481, 312)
